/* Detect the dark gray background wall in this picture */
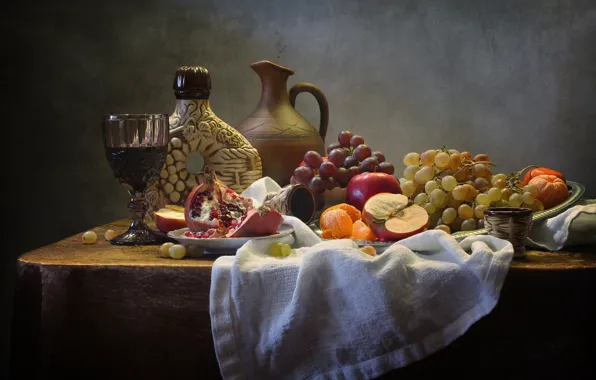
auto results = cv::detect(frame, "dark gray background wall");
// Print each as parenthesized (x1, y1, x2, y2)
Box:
(2, 0, 595, 376)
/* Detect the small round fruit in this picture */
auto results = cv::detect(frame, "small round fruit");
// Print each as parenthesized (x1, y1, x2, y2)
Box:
(442, 208, 457, 224)
(82, 231, 97, 245)
(293, 166, 314, 185)
(474, 205, 487, 219)
(420, 149, 438, 166)
(403, 165, 420, 181)
(473, 164, 492, 179)
(474, 177, 490, 191)
(508, 193, 523, 207)
(350, 135, 365, 148)
(377, 162, 395, 175)
(414, 165, 435, 184)
(403, 152, 421, 166)
(326, 177, 338, 190)
(334, 167, 351, 187)
(435, 224, 451, 233)
(488, 187, 501, 202)
(348, 166, 361, 177)
(461, 219, 477, 231)
(327, 142, 342, 154)
(523, 184, 540, 198)
(474, 153, 490, 162)
(104, 229, 116, 241)
(434, 152, 450, 168)
(160, 242, 174, 258)
(372, 151, 386, 163)
(501, 187, 513, 200)
(448, 153, 462, 170)
(493, 179, 507, 189)
(344, 155, 359, 169)
(354, 144, 372, 161)
(414, 193, 429, 205)
(360, 157, 379, 173)
(304, 151, 323, 169)
(169, 244, 187, 259)
(424, 202, 437, 214)
(430, 189, 447, 207)
(441, 175, 458, 191)
(458, 204, 474, 220)
(401, 180, 416, 197)
(476, 193, 491, 206)
(460, 151, 472, 160)
(425, 180, 439, 194)
(318, 161, 337, 179)
(328, 148, 350, 167)
(309, 176, 327, 194)
(268, 242, 292, 257)
(522, 191, 535, 205)
(338, 130, 353, 147)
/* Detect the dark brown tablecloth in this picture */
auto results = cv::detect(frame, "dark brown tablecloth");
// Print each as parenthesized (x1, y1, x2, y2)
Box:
(10, 220, 596, 379)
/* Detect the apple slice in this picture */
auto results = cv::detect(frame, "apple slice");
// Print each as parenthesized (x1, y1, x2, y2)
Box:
(363, 193, 428, 241)
(154, 205, 187, 233)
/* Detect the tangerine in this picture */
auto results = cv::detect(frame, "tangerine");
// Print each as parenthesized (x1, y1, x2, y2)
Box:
(528, 174, 569, 209)
(359, 245, 377, 257)
(321, 209, 353, 238)
(351, 220, 378, 241)
(320, 203, 361, 230)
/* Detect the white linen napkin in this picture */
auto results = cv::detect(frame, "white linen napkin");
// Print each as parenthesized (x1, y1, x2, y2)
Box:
(210, 219, 513, 379)
(526, 200, 596, 251)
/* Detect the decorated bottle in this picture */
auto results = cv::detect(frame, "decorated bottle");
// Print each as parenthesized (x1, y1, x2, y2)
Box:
(146, 66, 263, 214)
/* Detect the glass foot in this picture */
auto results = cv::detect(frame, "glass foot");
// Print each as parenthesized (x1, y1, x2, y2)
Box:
(110, 226, 172, 246)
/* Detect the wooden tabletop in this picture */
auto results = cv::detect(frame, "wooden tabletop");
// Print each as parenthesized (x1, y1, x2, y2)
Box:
(19, 219, 596, 270)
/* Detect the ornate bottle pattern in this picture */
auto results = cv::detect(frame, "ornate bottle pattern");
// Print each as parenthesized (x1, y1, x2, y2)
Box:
(146, 66, 263, 214)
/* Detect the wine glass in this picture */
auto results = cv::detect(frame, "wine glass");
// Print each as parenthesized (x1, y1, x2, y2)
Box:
(103, 114, 170, 245)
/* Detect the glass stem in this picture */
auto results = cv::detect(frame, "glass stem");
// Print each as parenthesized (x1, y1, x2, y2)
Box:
(128, 191, 149, 231)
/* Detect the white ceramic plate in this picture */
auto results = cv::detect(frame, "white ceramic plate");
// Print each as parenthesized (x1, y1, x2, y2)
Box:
(167, 224, 294, 251)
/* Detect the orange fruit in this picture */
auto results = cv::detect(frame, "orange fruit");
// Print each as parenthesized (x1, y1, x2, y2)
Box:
(321, 209, 353, 238)
(321, 229, 334, 239)
(528, 174, 569, 209)
(351, 220, 378, 241)
(359, 245, 376, 257)
(320, 203, 361, 230)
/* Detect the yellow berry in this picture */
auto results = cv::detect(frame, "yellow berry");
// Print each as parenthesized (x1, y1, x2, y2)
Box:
(169, 244, 187, 259)
(160, 242, 174, 258)
(104, 229, 117, 241)
(82, 231, 97, 244)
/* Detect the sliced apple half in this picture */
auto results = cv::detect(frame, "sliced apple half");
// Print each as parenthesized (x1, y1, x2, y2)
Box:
(363, 193, 428, 241)
(154, 205, 187, 233)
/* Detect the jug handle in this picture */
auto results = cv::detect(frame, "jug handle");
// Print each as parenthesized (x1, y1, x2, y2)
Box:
(289, 82, 329, 141)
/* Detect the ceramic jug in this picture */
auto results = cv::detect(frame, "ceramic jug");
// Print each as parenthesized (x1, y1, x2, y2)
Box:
(234, 60, 329, 186)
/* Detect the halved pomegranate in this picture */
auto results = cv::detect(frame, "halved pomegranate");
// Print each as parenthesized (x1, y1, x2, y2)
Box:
(184, 166, 253, 233)
(225, 206, 283, 238)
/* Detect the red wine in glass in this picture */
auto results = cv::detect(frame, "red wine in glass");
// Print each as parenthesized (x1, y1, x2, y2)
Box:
(103, 114, 171, 245)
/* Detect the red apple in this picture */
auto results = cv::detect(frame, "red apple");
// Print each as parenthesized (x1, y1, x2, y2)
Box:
(346, 172, 401, 211)
(363, 193, 428, 241)
(154, 205, 187, 233)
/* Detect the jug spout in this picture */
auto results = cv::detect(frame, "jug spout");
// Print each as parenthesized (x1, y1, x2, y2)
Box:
(250, 60, 294, 108)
